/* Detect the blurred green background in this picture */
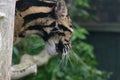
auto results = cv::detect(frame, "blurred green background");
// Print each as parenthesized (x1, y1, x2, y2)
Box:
(13, 0, 111, 80)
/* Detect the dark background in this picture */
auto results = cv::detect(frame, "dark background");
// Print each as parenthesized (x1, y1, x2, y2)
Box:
(86, 32, 120, 80)
(89, 0, 120, 22)
(84, 0, 120, 80)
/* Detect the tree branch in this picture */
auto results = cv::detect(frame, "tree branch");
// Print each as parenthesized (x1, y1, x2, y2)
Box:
(11, 50, 51, 80)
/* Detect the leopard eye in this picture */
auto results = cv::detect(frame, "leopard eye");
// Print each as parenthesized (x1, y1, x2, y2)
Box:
(51, 28, 58, 33)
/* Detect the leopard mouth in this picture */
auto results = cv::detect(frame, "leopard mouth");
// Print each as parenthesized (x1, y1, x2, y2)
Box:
(45, 39, 70, 56)
(45, 39, 58, 56)
(56, 41, 71, 56)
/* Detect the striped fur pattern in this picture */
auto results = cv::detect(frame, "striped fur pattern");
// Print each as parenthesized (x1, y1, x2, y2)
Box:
(14, 0, 73, 56)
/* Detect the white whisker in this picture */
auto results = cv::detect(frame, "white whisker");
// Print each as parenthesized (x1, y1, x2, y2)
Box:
(65, 55, 69, 67)
(68, 52, 74, 68)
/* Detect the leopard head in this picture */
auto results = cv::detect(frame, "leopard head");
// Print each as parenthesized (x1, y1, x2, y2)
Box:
(45, 0, 73, 56)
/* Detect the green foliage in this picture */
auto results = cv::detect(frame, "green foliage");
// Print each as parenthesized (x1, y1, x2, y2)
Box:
(13, 27, 111, 80)
(13, 35, 44, 64)
(13, 0, 111, 80)
(68, 0, 91, 21)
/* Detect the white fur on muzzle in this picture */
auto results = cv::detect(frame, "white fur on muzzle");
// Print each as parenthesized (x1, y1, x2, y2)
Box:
(45, 39, 58, 56)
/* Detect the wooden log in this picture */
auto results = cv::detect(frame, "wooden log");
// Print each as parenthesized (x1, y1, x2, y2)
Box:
(11, 50, 51, 80)
(0, 0, 16, 80)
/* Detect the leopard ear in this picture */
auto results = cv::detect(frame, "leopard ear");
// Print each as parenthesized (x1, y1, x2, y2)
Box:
(55, 0, 68, 18)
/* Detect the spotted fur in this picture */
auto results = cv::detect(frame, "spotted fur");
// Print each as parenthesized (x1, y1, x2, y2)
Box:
(14, 0, 73, 56)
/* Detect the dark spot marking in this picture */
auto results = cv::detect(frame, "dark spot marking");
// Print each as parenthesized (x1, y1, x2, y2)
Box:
(18, 32, 25, 37)
(23, 10, 56, 26)
(70, 25, 73, 28)
(16, 0, 56, 11)
(58, 24, 72, 32)
(26, 22, 56, 30)
(65, 39, 69, 42)
(57, 41, 64, 54)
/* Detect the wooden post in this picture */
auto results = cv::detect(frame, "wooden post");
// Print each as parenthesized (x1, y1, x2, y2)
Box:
(0, 0, 16, 80)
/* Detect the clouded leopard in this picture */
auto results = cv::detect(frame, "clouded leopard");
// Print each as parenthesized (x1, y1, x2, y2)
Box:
(14, 0, 73, 56)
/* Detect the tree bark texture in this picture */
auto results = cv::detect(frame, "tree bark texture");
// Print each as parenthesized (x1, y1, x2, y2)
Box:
(0, 0, 16, 80)
(11, 50, 51, 80)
